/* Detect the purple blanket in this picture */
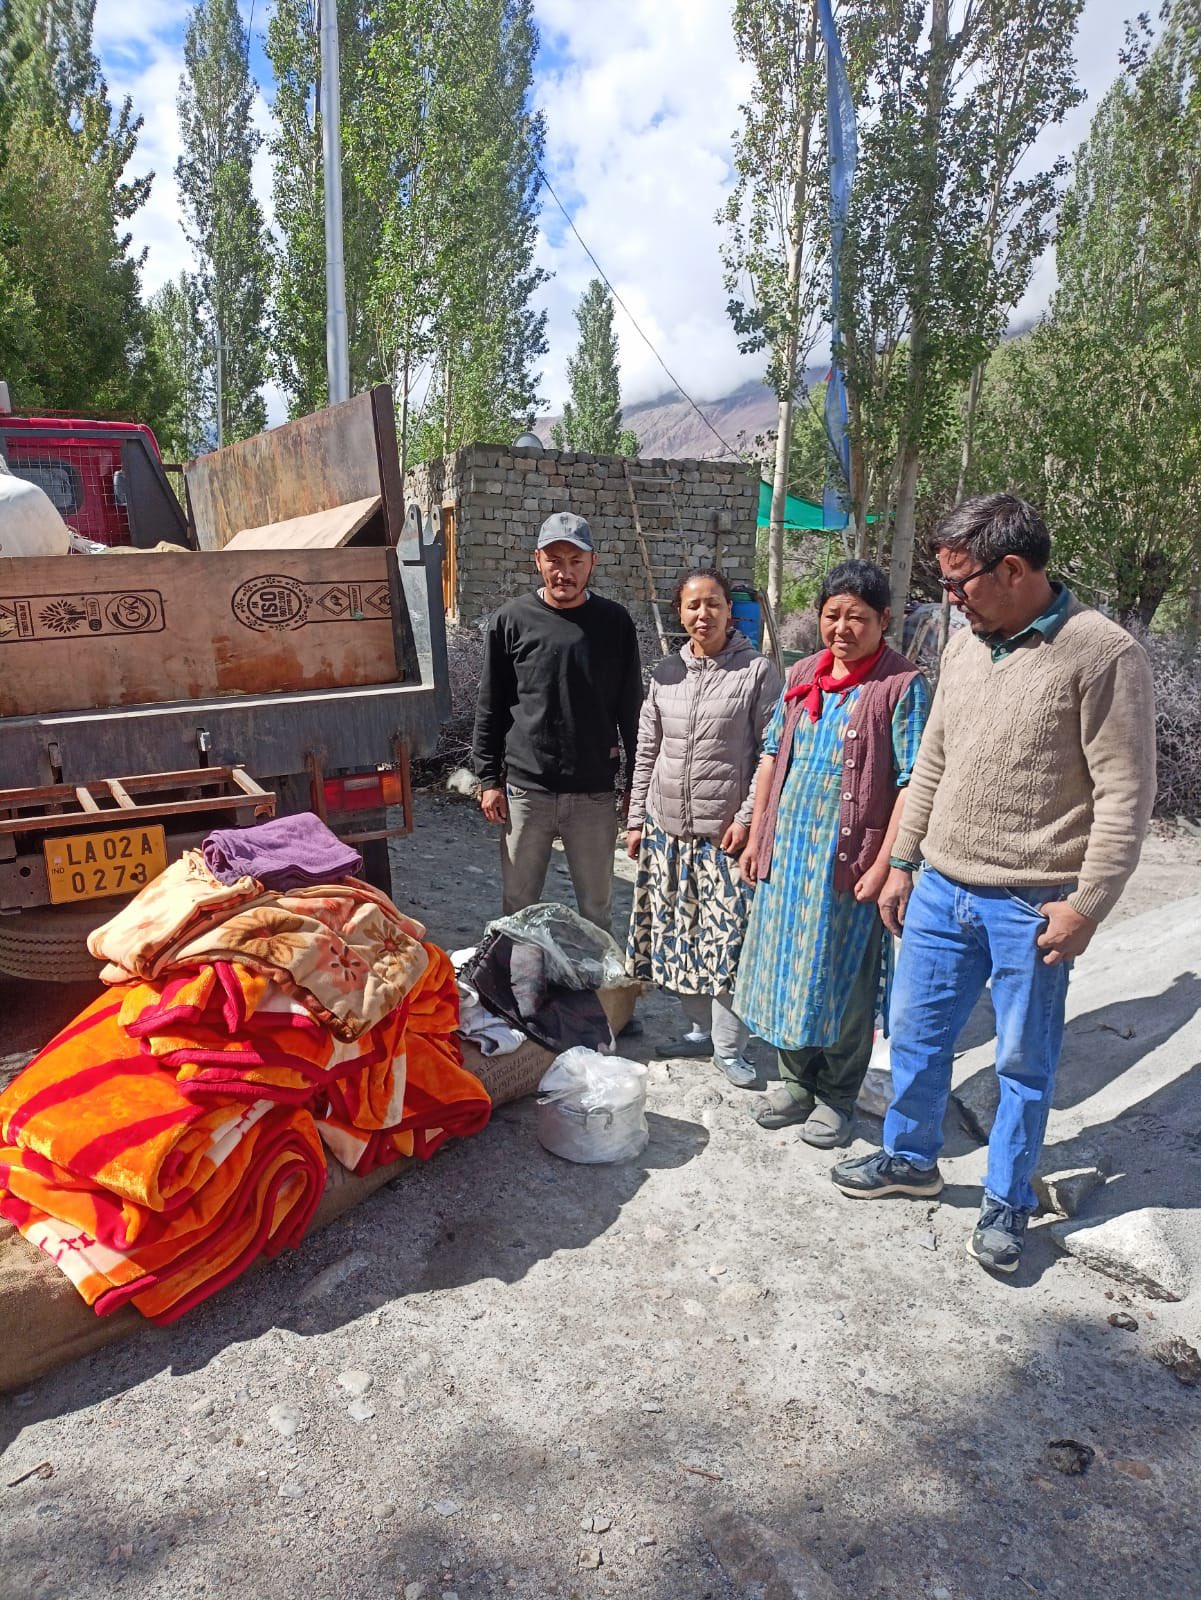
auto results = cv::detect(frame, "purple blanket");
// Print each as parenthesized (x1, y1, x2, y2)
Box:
(202, 812, 364, 891)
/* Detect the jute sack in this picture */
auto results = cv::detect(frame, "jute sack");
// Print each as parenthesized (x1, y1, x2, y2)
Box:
(0, 982, 641, 1392)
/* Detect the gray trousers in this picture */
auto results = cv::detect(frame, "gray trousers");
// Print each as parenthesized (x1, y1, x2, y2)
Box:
(501, 786, 618, 934)
(678, 991, 750, 1062)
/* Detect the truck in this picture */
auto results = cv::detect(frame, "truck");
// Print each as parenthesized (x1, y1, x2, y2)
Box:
(0, 385, 449, 981)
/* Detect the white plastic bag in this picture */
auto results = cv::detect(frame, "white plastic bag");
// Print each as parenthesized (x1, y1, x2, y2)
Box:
(536, 1047, 649, 1164)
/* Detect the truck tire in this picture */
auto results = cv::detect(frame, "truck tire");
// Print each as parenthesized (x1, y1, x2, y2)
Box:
(0, 905, 109, 983)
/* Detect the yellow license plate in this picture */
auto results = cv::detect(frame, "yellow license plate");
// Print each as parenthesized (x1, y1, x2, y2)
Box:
(44, 825, 168, 905)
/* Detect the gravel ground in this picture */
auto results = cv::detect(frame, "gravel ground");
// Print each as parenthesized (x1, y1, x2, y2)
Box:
(2, 799, 1200, 1600)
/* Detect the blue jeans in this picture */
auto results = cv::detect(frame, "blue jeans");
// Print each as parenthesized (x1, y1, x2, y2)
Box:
(884, 867, 1073, 1211)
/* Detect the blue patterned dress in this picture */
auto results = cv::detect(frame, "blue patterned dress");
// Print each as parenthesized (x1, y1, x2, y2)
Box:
(734, 676, 929, 1049)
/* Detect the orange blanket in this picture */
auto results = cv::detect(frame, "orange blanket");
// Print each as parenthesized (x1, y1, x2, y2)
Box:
(0, 943, 490, 1323)
(317, 947, 490, 1171)
(0, 993, 326, 1321)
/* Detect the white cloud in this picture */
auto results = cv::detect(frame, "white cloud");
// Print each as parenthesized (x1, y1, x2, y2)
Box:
(532, 0, 757, 412)
(531, 0, 1131, 416)
(94, 0, 1131, 429)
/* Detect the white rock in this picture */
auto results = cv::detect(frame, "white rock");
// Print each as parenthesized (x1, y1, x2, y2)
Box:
(1051, 1208, 1191, 1301)
(432, 1498, 463, 1518)
(267, 1402, 303, 1438)
(347, 1398, 376, 1423)
(277, 1479, 305, 1500)
(1033, 1163, 1106, 1219)
(336, 1370, 374, 1398)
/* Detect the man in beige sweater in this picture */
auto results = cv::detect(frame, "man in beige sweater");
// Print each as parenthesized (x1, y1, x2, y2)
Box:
(831, 493, 1156, 1274)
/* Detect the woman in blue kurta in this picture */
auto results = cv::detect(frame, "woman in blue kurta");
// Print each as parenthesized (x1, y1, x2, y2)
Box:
(735, 561, 929, 1148)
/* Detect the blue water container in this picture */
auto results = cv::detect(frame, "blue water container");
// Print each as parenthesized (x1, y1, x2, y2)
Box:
(729, 586, 763, 647)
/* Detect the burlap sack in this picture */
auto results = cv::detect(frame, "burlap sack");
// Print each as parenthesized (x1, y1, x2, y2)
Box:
(0, 982, 641, 1392)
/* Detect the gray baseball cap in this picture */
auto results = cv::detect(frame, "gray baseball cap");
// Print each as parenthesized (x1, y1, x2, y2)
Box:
(536, 511, 594, 552)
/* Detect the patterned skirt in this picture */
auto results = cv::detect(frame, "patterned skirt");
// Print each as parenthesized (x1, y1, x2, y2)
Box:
(626, 818, 754, 995)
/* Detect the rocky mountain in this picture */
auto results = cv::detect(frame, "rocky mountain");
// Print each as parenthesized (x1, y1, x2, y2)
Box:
(532, 376, 819, 463)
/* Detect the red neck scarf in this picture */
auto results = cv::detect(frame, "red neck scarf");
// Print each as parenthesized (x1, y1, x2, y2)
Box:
(784, 640, 886, 722)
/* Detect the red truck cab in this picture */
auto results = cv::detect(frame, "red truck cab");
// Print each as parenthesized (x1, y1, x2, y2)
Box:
(0, 391, 186, 549)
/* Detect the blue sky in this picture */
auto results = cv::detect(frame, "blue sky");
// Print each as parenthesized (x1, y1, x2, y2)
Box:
(93, 0, 1133, 418)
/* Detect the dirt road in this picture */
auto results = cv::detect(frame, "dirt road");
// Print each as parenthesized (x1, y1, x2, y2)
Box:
(2, 800, 1199, 1600)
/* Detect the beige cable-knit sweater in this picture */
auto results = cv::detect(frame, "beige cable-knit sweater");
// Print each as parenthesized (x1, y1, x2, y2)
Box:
(892, 596, 1156, 924)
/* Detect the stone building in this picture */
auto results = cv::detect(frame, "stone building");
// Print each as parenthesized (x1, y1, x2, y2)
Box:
(403, 442, 758, 627)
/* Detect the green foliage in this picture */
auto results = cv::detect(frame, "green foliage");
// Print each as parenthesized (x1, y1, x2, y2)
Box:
(550, 280, 638, 455)
(969, 7, 1201, 625)
(144, 274, 210, 460)
(269, 0, 547, 467)
(176, 0, 270, 444)
(0, 1, 156, 416)
(835, 0, 1084, 614)
(266, 0, 379, 418)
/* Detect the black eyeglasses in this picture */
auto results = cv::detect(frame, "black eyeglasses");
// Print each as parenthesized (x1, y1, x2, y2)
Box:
(938, 553, 1005, 602)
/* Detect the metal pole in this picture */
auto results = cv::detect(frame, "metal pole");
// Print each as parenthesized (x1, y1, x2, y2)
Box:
(319, 0, 350, 405)
(215, 335, 224, 449)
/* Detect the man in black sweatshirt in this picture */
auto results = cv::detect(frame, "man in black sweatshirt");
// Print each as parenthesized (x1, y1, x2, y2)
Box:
(471, 511, 643, 933)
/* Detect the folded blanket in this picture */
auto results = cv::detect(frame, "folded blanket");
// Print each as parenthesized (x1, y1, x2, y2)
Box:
(0, 937, 488, 1324)
(122, 963, 406, 1121)
(1, 1111, 324, 1322)
(91, 853, 429, 1040)
(317, 946, 490, 1171)
(203, 812, 363, 891)
(0, 991, 326, 1321)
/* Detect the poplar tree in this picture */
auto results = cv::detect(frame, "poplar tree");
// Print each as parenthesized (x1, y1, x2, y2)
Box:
(721, 0, 825, 612)
(834, 0, 1084, 624)
(0, 0, 155, 413)
(176, 0, 270, 444)
(266, 0, 378, 416)
(145, 274, 210, 460)
(550, 280, 638, 456)
(971, 9, 1201, 626)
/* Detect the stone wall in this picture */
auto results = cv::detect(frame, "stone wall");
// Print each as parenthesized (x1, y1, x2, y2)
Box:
(403, 443, 759, 627)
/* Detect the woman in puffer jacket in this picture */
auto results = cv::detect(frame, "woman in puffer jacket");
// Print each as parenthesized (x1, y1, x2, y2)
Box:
(625, 569, 782, 1086)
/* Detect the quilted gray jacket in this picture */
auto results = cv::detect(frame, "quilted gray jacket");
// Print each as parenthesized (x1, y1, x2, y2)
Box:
(628, 630, 783, 840)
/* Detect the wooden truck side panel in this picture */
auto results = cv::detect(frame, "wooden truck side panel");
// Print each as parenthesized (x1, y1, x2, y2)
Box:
(0, 548, 402, 717)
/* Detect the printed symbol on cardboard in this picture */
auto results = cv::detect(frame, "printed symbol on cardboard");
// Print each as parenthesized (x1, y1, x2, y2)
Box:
(38, 598, 88, 635)
(232, 574, 310, 632)
(314, 585, 351, 618)
(104, 593, 157, 631)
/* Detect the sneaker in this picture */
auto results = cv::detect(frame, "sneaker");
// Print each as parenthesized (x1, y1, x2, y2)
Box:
(830, 1148, 944, 1199)
(755, 1084, 816, 1129)
(716, 1053, 758, 1089)
(966, 1198, 1029, 1274)
(654, 1030, 712, 1059)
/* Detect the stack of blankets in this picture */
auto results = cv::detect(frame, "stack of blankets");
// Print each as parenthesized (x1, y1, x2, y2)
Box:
(0, 840, 490, 1325)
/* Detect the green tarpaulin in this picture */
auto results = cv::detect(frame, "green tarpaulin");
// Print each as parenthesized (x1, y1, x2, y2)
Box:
(757, 480, 835, 531)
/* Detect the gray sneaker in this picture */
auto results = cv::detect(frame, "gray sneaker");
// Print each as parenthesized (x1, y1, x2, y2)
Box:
(830, 1148, 944, 1198)
(716, 1053, 758, 1089)
(966, 1198, 1029, 1274)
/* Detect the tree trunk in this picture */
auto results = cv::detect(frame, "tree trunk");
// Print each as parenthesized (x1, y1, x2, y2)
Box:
(887, 0, 950, 642)
(766, 0, 819, 612)
(890, 447, 920, 635)
(398, 350, 410, 480)
(956, 358, 985, 504)
(767, 395, 793, 610)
